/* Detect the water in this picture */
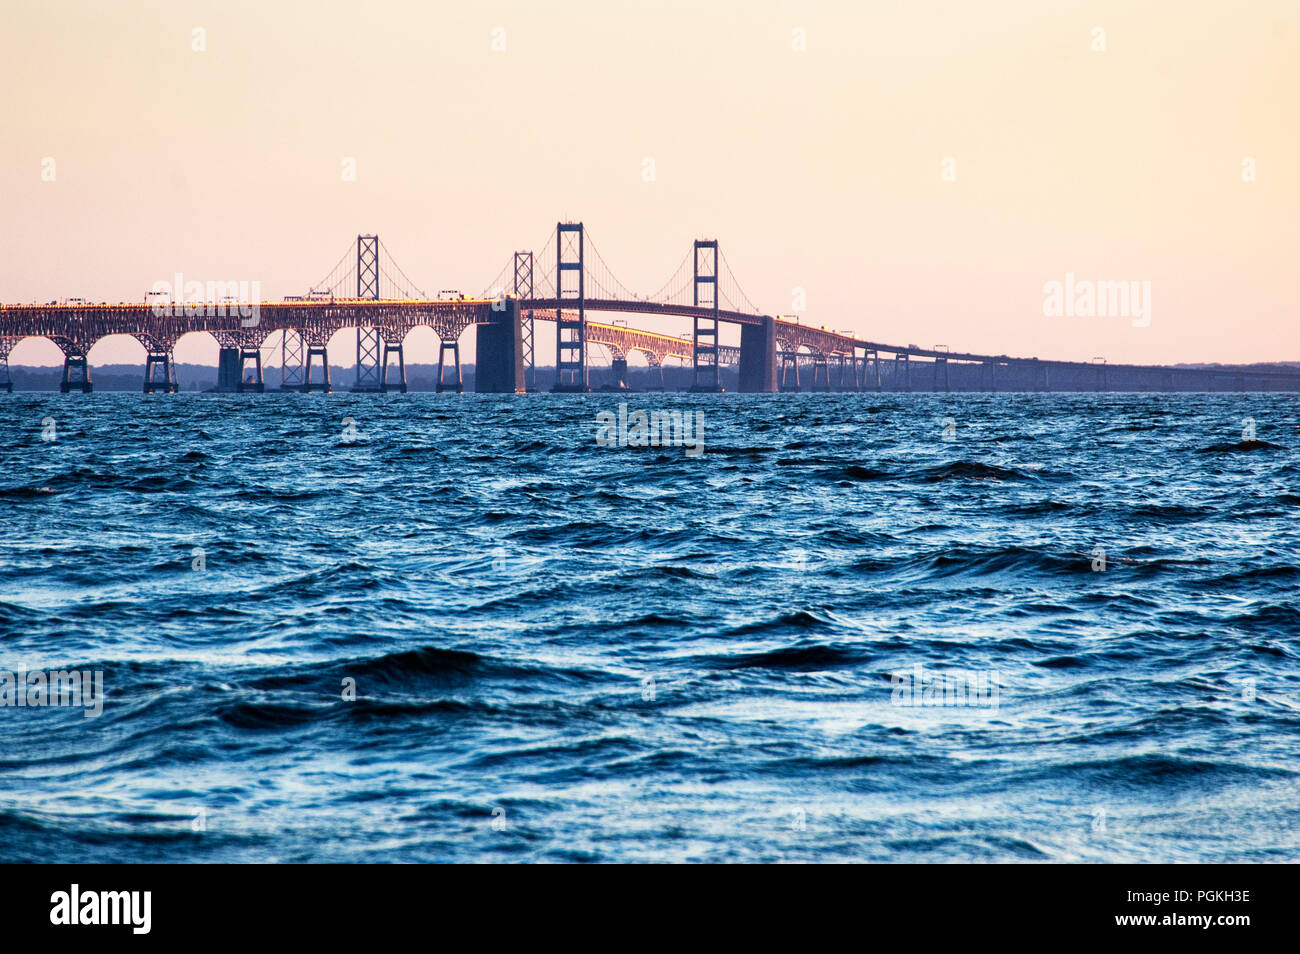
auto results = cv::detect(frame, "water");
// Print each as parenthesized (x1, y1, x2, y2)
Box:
(0, 392, 1297, 863)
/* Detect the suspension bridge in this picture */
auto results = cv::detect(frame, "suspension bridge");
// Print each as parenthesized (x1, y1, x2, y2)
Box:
(1, 224, 1296, 395)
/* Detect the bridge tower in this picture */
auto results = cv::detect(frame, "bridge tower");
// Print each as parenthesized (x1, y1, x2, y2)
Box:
(552, 222, 587, 392)
(691, 240, 722, 392)
(514, 252, 535, 391)
(353, 234, 386, 392)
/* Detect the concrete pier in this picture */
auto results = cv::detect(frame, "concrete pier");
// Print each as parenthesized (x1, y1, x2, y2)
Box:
(217, 347, 241, 392)
(60, 355, 93, 393)
(474, 299, 525, 393)
(738, 315, 776, 393)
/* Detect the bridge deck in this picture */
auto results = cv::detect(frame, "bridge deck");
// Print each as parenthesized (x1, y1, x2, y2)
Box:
(1, 297, 1296, 386)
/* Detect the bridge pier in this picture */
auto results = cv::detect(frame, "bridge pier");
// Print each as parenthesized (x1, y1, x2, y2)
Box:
(933, 357, 950, 392)
(301, 344, 328, 393)
(811, 355, 831, 391)
(0, 338, 14, 393)
(60, 354, 92, 393)
(835, 354, 851, 391)
(738, 316, 777, 392)
(217, 347, 240, 391)
(474, 299, 524, 393)
(645, 354, 666, 391)
(143, 350, 178, 393)
(240, 345, 266, 393)
(895, 353, 910, 392)
(779, 351, 800, 392)
(609, 357, 629, 391)
(216, 333, 265, 393)
(437, 339, 463, 393)
(383, 339, 407, 393)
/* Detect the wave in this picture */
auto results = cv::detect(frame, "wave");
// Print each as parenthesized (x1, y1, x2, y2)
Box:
(0, 485, 58, 499)
(722, 610, 837, 637)
(814, 464, 897, 481)
(894, 545, 1086, 579)
(811, 460, 1050, 483)
(1038, 753, 1295, 788)
(915, 460, 1043, 482)
(1197, 439, 1286, 452)
(707, 643, 872, 671)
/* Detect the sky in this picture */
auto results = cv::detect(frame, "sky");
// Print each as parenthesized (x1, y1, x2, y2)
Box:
(1, 0, 1296, 367)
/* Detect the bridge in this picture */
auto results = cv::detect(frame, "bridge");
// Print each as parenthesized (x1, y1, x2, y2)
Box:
(1, 225, 1296, 394)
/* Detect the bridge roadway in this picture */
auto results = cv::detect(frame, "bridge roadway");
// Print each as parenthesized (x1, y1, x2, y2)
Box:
(1, 297, 1297, 393)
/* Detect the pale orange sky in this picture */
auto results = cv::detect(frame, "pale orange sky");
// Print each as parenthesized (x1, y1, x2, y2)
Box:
(1, 0, 1296, 367)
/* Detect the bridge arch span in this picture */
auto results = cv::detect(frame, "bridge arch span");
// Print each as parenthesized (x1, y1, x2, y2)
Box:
(5, 334, 67, 363)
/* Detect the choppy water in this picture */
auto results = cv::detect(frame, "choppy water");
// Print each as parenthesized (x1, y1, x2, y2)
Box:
(0, 392, 1297, 863)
